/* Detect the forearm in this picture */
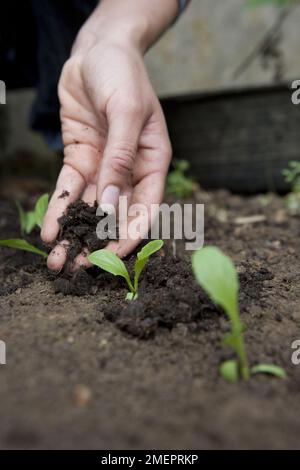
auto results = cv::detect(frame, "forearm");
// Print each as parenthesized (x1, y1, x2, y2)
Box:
(74, 0, 179, 54)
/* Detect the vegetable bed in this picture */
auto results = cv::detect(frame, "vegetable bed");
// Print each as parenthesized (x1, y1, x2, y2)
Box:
(0, 188, 299, 449)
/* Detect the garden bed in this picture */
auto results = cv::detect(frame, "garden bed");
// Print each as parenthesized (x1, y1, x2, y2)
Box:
(0, 188, 300, 449)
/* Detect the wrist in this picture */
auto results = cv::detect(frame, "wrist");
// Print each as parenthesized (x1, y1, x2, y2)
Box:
(95, 15, 151, 54)
(73, 17, 149, 56)
(72, 0, 178, 55)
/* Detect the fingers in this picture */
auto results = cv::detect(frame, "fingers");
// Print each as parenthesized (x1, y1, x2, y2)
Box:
(41, 164, 85, 244)
(47, 185, 97, 272)
(112, 109, 171, 258)
(109, 170, 167, 259)
(81, 184, 97, 206)
(71, 250, 92, 271)
(103, 106, 171, 259)
(47, 241, 68, 271)
(96, 104, 145, 209)
(68, 185, 96, 271)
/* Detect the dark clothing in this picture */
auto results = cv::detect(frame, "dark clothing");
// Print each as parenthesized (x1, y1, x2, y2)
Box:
(0, 0, 97, 149)
(0, 0, 188, 149)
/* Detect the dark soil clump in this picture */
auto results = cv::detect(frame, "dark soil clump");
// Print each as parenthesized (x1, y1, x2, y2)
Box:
(58, 190, 70, 199)
(57, 200, 117, 262)
(53, 268, 97, 296)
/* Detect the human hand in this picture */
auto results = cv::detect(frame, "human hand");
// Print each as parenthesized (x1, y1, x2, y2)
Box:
(41, 34, 172, 271)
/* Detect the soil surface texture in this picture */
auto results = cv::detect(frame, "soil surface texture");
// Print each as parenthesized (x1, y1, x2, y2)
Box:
(0, 189, 300, 449)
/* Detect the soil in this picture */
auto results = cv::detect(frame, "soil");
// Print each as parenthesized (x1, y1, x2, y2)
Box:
(0, 189, 300, 450)
(57, 199, 116, 263)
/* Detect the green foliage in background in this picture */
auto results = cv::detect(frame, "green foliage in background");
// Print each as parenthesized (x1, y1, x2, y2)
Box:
(0, 194, 49, 259)
(283, 161, 300, 214)
(16, 193, 49, 235)
(166, 160, 196, 199)
(283, 161, 300, 193)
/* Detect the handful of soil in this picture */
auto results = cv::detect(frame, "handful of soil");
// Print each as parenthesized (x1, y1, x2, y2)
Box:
(57, 199, 117, 263)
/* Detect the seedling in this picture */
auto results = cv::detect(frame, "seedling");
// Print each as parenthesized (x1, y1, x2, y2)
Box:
(283, 161, 300, 192)
(0, 239, 47, 258)
(166, 160, 197, 198)
(0, 194, 49, 258)
(16, 193, 49, 235)
(282, 161, 300, 214)
(88, 240, 164, 300)
(192, 246, 286, 382)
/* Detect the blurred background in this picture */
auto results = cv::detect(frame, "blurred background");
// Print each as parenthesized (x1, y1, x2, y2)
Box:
(1, 0, 300, 197)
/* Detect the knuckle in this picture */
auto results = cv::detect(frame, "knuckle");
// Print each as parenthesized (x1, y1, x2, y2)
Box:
(109, 142, 136, 176)
(58, 57, 82, 95)
(59, 58, 73, 85)
(161, 140, 172, 164)
(119, 99, 143, 118)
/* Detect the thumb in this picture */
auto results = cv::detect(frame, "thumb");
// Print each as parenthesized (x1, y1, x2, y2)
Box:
(97, 105, 143, 208)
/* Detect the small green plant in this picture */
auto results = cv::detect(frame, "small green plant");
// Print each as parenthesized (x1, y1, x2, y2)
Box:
(88, 240, 164, 300)
(16, 193, 49, 235)
(166, 160, 196, 198)
(0, 194, 49, 258)
(0, 239, 47, 258)
(282, 161, 300, 214)
(192, 246, 286, 382)
(283, 161, 300, 193)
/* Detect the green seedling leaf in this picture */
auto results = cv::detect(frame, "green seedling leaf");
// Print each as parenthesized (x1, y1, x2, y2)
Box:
(192, 246, 286, 382)
(89, 240, 164, 300)
(25, 211, 37, 234)
(88, 249, 134, 293)
(220, 360, 239, 383)
(126, 292, 137, 301)
(192, 246, 239, 320)
(35, 193, 49, 228)
(223, 323, 247, 349)
(251, 364, 286, 378)
(134, 240, 164, 291)
(16, 202, 36, 235)
(192, 246, 250, 381)
(16, 193, 49, 235)
(15, 201, 27, 235)
(137, 240, 164, 260)
(223, 328, 244, 348)
(16, 204, 36, 235)
(0, 239, 48, 258)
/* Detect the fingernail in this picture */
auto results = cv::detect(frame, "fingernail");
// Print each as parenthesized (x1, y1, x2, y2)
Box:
(100, 185, 120, 210)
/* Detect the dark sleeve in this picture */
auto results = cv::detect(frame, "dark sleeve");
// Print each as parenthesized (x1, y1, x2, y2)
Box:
(178, 0, 191, 16)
